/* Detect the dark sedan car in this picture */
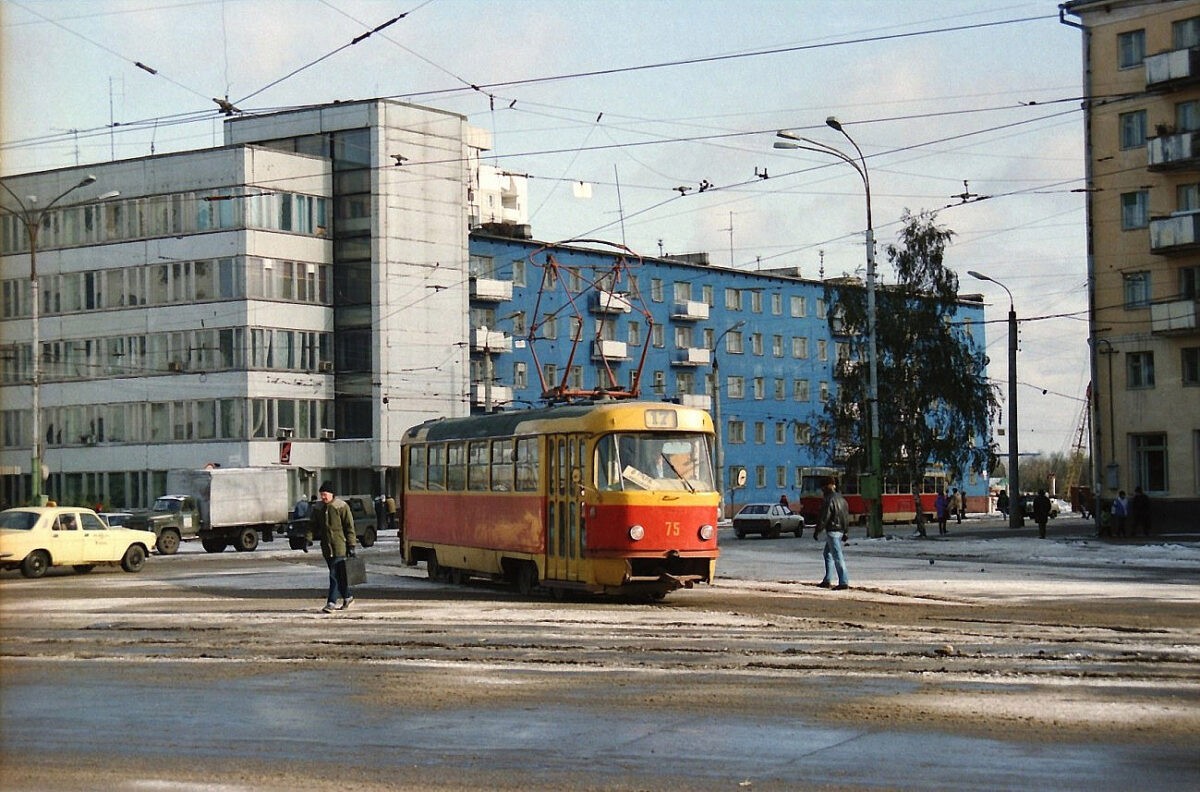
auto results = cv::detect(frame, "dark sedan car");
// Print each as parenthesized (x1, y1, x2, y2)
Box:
(732, 503, 807, 539)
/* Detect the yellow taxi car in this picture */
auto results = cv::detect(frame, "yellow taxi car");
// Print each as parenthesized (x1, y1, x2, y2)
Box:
(0, 506, 158, 578)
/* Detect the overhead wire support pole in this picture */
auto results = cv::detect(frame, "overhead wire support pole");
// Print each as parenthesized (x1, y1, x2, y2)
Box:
(775, 118, 883, 537)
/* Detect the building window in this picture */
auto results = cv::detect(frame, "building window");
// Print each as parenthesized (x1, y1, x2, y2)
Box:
(543, 363, 557, 387)
(1121, 191, 1149, 230)
(651, 324, 665, 348)
(727, 376, 744, 399)
(793, 379, 810, 401)
(775, 422, 786, 444)
(1119, 110, 1147, 150)
(468, 254, 494, 278)
(513, 361, 527, 389)
(1124, 271, 1151, 308)
(750, 333, 763, 356)
(673, 281, 691, 303)
(790, 295, 807, 317)
(1131, 433, 1168, 492)
(675, 370, 695, 396)
(772, 334, 783, 357)
(725, 287, 742, 311)
(702, 284, 714, 306)
(729, 421, 745, 444)
(650, 278, 664, 302)
(725, 330, 744, 355)
(776, 466, 787, 488)
(816, 299, 827, 319)
(1117, 29, 1145, 69)
(542, 314, 557, 340)
(674, 326, 693, 349)
(652, 370, 665, 395)
(1127, 351, 1155, 389)
(1177, 100, 1200, 133)
(753, 377, 765, 400)
(793, 423, 811, 444)
(774, 378, 785, 400)
(792, 336, 809, 359)
(511, 259, 526, 286)
(771, 293, 782, 315)
(628, 321, 641, 346)
(754, 422, 765, 444)
(817, 339, 829, 361)
(1178, 183, 1200, 213)
(819, 381, 830, 402)
(755, 466, 766, 487)
(1181, 265, 1199, 299)
(750, 291, 762, 313)
(1173, 16, 1200, 49)
(1183, 347, 1200, 386)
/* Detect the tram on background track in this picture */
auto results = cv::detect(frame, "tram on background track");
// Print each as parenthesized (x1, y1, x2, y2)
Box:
(399, 400, 720, 599)
(796, 466, 949, 526)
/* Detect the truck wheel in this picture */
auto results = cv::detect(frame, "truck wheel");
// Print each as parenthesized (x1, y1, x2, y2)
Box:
(234, 528, 259, 552)
(20, 550, 50, 578)
(121, 545, 147, 572)
(515, 562, 538, 596)
(427, 553, 444, 581)
(361, 526, 377, 548)
(201, 537, 226, 553)
(156, 529, 181, 555)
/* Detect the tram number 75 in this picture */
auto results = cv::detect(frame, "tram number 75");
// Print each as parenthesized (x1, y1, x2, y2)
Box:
(664, 521, 680, 536)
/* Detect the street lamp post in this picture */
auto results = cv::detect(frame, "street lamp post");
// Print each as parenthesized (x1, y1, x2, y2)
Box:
(711, 320, 745, 517)
(0, 175, 117, 505)
(775, 117, 883, 537)
(968, 270, 1021, 530)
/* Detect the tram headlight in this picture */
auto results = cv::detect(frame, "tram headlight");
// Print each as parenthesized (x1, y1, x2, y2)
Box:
(628, 524, 645, 541)
(698, 524, 715, 541)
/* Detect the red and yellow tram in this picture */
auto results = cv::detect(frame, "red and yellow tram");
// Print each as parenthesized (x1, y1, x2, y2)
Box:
(400, 400, 719, 599)
(796, 466, 948, 525)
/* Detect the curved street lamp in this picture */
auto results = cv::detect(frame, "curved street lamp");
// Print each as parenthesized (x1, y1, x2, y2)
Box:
(0, 175, 119, 505)
(775, 117, 883, 537)
(711, 319, 746, 515)
(968, 270, 1022, 530)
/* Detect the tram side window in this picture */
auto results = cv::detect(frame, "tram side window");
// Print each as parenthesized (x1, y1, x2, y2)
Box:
(491, 438, 514, 491)
(407, 445, 427, 491)
(446, 442, 466, 491)
(468, 440, 489, 491)
(427, 444, 446, 490)
(515, 437, 539, 491)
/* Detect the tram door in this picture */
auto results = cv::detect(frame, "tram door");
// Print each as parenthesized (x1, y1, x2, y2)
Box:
(545, 434, 585, 583)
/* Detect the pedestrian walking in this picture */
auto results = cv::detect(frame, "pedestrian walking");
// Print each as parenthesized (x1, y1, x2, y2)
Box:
(935, 489, 950, 535)
(813, 477, 850, 590)
(997, 489, 1010, 520)
(313, 481, 357, 613)
(951, 487, 964, 523)
(1130, 486, 1151, 537)
(1111, 490, 1129, 537)
(1032, 489, 1052, 539)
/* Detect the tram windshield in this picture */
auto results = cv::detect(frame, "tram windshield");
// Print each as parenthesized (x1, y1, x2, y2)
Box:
(595, 432, 716, 492)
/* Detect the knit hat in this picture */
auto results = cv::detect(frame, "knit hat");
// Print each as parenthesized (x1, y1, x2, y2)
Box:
(318, 481, 334, 494)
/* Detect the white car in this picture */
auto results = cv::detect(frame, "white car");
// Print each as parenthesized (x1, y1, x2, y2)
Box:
(0, 507, 158, 578)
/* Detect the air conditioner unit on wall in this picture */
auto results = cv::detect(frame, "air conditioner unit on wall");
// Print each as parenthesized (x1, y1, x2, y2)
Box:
(276, 427, 295, 439)
(318, 361, 334, 373)
(167, 360, 184, 372)
(320, 429, 336, 441)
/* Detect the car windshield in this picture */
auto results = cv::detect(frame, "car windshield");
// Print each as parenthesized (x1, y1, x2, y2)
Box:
(738, 505, 770, 516)
(595, 432, 716, 492)
(0, 510, 40, 530)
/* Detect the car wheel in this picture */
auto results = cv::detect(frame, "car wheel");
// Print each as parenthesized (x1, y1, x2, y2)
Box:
(121, 545, 147, 573)
(734, 530, 746, 539)
(515, 562, 538, 596)
(769, 525, 781, 539)
(20, 550, 50, 578)
(361, 526, 377, 548)
(233, 528, 259, 552)
(288, 536, 307, 551)
(73, 564, 96, 573)
(795, 527, 804, 538)
(156, 529, 181, 555)
(201, 537, 226, 553)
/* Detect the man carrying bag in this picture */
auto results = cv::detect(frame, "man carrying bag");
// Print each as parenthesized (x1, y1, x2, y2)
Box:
(313, 481, 359, 613)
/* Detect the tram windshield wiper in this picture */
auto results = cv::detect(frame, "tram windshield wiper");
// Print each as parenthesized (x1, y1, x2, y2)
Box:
(660, 453, 696, 493)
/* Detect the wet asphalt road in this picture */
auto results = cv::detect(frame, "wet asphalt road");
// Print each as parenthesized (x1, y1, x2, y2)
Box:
(2, 516, 1198, 791)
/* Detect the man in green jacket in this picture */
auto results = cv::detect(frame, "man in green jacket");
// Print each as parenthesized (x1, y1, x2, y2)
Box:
(314, 481, 357, 613)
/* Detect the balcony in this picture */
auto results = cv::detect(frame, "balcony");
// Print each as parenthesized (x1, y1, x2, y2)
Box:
(1148, 131, 1200, 171)
(591, 290, 632, 314)
(471, 383, 514, 406)
(470, 277, 512, 302)
(592, 339, 628, 360)
(1150, 298, 1199, 335)
(471, 328, 512, 353)
(1146, 47, 1200, 90)
(1150, 211, 1200, 255)
(676, 393, 712, 410)
(672, 347, 711, 366)
(670, 300, 709, 321)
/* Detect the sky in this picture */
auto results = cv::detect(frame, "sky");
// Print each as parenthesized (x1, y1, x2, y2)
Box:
(0, 0, 1092, 458)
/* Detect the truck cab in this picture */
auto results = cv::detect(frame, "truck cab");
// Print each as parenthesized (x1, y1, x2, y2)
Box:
(124, 495, 200, 555)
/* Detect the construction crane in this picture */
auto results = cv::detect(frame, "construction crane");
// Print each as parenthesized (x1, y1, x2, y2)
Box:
(1063, 385, 1092, 516)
